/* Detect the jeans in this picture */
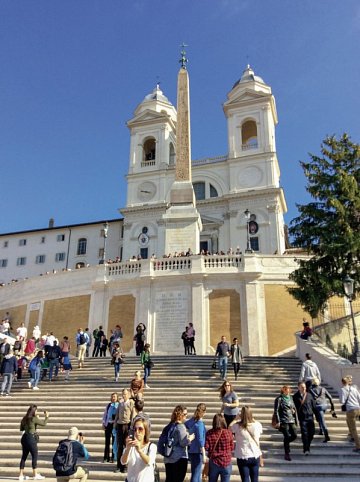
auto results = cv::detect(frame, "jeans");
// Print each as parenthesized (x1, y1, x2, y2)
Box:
(189, 453, 203, 482)
(209, 459, 232, 482)
(114, 362, 121, 379)
(237, 457, 260, 482)
(49, 359, 59, 380)
(279, 422, 297, 454)
(144, 366, 151, 384)
(1, 373, 14, 394)
(314, 404, 328, 433)
(20, 433, 38, 469)
(165, 458, 188, 482)
(116, 423, 129, 470)
(219, 357, 228, 379)
(299, 419, 315, 452)
(30, 367, 41, 388)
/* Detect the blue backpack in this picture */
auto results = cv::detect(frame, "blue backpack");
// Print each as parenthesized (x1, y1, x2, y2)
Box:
(157, 422, 176, 457)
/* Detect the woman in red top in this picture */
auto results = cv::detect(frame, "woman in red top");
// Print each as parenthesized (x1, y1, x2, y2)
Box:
(205, 413, 234, 482)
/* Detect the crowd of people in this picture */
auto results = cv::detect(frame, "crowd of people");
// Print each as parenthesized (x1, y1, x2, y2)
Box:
(1, 313, 360, 482)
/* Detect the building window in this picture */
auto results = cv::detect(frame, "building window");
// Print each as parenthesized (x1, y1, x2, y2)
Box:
(17, 257, 27, 266)
(35, 255, 46, 264)
(19, 239, 27, 246)
(55, 252, 66, 262)
(250, 237, 259, 251)
(98, 248, 104, 259)
(140, 248, 148, 259)
(57, 234, 65, 242)
(141, 137, 156, 166)
(0, 259, 8, 268)
(40, 236, 46, 244)
(77, 238, 87, 255)
(3, 241, 8, 248)
(193, 182, 206, 201)
(210, 184, 218, 198)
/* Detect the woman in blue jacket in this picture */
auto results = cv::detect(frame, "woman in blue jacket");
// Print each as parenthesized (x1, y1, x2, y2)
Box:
(185, 403, 207, 482)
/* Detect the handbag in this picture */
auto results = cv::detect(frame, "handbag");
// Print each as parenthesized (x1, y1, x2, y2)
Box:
(33, 432, 40, 442)
(271, 412, 280, 429)
(341, 387, 351, 412)
(211, 359, 217, 370)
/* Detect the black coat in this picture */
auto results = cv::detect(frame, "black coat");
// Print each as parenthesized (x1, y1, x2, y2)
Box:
(293, 390, 316, 421)
(274, 395, 297, 424)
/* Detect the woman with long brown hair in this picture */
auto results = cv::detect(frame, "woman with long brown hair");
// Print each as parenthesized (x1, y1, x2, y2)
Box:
(19, 404, 49, 481)
(219, 380, 239, 427)
(205, 413, 234, 482)
(231, 406, 263, 482)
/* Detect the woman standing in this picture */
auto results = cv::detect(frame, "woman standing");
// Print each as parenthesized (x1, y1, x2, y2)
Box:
(340, 375, 360, 452)
(273, 385, 297, 461)
(121, 418, 156, 481)
(19, 404, 49, 481)
(164, 405, 195, 482)
(140, 343, 152, 389)
(230, 338, 243, 380)
(309, 377, 335, 442)
(219, 380, 239, 427)
(114, 389, 136, 473)
(185, 403, 207, 482)
(231, 406, 262, 482)
(205, 413, 234, 482)
(134, 323, 146, 356)
(28, 351, 44, 390)
(102, 393, 119, 463)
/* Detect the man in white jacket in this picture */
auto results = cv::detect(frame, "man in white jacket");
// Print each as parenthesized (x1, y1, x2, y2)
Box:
(299, 353, 321, 385)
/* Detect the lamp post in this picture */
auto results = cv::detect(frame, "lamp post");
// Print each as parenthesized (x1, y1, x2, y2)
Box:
(244, 209, 253, 253)
(101, 222, 109, 264)
(343, 275, 360, 364)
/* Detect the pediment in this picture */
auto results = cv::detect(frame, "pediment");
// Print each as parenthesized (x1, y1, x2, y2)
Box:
(200, 214, 223, 227)
(225, 89, 268, 106)
(127, 109, 171, 126)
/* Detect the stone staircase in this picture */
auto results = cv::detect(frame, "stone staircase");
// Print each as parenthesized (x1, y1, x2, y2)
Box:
(0, 355, 358, 482)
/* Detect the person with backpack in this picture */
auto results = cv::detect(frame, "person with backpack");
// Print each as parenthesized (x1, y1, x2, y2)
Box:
(53, 426, 89, 481)
(28, 351, 44, 390)
(158, 405, 195, 482)
(121, 418, 157, 482)
(48, 340, 62, 382)
(76, 329, 89, 369)
(19, 404, 49, 481)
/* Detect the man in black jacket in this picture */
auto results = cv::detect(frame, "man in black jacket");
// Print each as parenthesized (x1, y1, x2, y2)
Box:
(48, 340, 62, 382)
(0, 348, 17, 396)
(293, 381, 317, 455)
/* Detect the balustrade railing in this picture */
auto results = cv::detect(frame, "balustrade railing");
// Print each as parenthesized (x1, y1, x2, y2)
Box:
(153, 257, 192, 271)
(107, 261, 142, 276)
(203, 255, 242, 269)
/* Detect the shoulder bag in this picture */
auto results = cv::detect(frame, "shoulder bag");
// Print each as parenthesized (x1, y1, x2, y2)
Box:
(342, 387, 351, 412)
(245, 425, 264, 467)
(203, 429, 222, 479)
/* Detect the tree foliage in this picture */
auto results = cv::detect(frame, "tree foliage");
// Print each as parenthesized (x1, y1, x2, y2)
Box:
(288, 134, 360, 317)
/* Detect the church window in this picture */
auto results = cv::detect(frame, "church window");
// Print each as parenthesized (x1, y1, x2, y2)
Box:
(77, 238, 87, 255)
(57, 234, 65, 242)
(250, 237, 259, 251)
(193, 182, 206, 200)
(143, 138, 156, 165)
(169, 142, 175, 166)
(241, 120, 258, 150)
(210, 184, 218, 198)
(140, 248, 148, 259)
(3, 241, 8, 248)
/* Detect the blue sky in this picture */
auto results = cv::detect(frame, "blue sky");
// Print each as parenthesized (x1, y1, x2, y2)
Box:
(1, 0, 359, 234)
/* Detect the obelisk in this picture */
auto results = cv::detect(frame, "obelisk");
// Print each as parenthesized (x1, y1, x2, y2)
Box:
(162, 46, 202, 254)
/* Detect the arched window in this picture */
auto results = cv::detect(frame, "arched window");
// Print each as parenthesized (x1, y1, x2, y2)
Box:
(169, 142, 175, 166)
(193, 182, 206, 200)
(143, 138, 156, 162)
(210, 184, 218, 198)
(241, 120, 258, 150)
(77, 238, 87, 255)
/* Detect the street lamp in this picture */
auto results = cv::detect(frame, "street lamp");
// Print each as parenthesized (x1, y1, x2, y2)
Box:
(100, 222, 109, 264)
(343, 275, 360, 364)
(244, 209, 253, 253)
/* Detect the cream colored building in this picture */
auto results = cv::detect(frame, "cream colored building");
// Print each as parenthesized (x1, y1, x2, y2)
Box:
(0, 65, 320, 355)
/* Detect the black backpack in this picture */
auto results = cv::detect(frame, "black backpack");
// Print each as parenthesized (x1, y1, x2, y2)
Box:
(53, 439, 75, 475)
(79, 333, 86, 345)
(157, 422, 176, 457)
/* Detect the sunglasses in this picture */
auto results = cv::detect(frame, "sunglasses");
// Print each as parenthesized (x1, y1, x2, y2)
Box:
(134, 426, 145, 432)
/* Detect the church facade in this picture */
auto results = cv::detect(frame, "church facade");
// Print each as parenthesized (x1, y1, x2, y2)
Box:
(0, 64, 321, 356)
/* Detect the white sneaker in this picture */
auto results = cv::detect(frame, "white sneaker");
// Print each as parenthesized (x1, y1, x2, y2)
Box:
(28, 382, 32, 389)
(32, 386, 40, 390)
(18, 475, 24, 481)
(33, 474, 45, 480)
(145, 384, 150, 389)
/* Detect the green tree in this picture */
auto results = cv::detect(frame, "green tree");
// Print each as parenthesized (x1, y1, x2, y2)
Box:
(288, 134, 360, 317)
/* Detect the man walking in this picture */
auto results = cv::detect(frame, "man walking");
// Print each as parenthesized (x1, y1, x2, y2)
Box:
(215, 336, 230, 380)
(293, 381, 317, 455)
(299, 353, 321, 387)
(76, 329, 89, 369)
(0, 348, 17, 396)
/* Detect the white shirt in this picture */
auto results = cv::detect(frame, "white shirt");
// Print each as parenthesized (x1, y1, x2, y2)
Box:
(123, 442, 156, 482)
(232, 421, 263, 460)
(17, 326, 27, 339)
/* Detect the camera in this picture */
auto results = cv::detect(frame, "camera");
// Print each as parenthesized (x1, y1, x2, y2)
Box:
(128, 429, 134, 440)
